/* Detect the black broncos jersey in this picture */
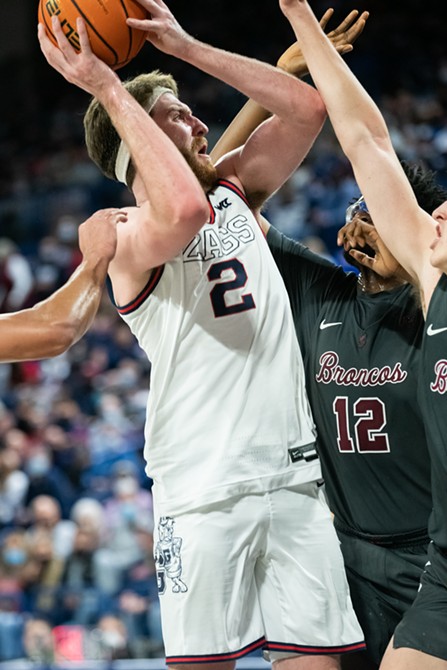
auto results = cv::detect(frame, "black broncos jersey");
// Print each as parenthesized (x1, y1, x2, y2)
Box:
(420, 273, 447, 549)
(268, 227, 431, 536)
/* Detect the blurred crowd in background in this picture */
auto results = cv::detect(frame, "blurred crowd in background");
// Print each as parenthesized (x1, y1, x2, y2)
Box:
(1, 0, 447, 664)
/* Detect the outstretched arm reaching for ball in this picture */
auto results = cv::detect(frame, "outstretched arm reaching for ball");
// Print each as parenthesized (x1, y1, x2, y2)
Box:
(0, 208, 124, 362)
(210, 8, 369, 164)
(277, 0, 441, 310)
(127, 0, 326, 208)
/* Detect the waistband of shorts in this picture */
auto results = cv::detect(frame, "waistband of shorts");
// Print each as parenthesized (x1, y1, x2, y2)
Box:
(334, 519, 429, 548)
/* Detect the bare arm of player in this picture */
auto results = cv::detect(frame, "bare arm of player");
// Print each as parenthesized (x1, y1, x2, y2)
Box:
(0, 209, 124, 363)
(127, 0, 326, 207)
(210, 9, 368, 164)
(278, 0, 440, 309)
(38, 18, 209, 276)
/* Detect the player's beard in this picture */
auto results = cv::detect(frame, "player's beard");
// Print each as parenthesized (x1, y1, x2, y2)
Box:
(180, 142, 218, 193)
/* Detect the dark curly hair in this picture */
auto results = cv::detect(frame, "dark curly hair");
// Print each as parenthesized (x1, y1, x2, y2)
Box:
(343, 161, 447, 269)
(400, 160, 447, 213)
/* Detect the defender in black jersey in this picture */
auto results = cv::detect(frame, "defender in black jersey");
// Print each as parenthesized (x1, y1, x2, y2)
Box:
(209, 25, 444, 663)
(266, 161, 447, 669)
(281, 0, 447, 667)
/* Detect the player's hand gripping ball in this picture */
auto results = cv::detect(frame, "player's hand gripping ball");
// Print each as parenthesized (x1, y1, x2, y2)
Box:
(38, 0, 149, 69)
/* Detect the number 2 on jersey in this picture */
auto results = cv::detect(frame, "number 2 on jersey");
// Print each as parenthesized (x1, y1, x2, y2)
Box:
(208, 258, 255, 317)
(333, 396, 390, 453)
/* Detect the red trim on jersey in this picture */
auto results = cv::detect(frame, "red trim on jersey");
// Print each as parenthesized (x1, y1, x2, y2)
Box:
(166, 638, 265, 664)
(214, 178, 268, 237)
(207, 198, 216, 224)
(265, 640, 366, 655)
(117, 266, 164, 315)
(218, 178, 249, 205)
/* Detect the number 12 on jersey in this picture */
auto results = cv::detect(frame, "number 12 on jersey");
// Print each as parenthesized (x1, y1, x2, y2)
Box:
(333, 396, 390, 454)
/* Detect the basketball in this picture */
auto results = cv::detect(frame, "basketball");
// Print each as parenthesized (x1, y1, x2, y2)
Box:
(38, 0, 149, 70)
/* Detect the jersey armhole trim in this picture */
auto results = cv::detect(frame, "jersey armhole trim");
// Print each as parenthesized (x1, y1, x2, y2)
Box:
(115, 265, 165, 315)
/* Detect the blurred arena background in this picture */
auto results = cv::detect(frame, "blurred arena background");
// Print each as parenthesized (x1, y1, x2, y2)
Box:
(0, 0, 446, 667)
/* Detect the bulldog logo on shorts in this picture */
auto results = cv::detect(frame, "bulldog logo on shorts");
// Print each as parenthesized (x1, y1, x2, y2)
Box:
(155, 516, 188, 595)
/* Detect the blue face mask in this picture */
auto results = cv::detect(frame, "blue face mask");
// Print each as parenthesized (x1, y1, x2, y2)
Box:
(3, 547, 27, 566)
(121, 502, 136, 523)
(26, 455, 50, 477)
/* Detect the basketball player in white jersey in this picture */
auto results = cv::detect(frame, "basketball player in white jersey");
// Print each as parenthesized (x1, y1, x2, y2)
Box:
(38, 1, 364, 667)
(0, 207, 123, 362)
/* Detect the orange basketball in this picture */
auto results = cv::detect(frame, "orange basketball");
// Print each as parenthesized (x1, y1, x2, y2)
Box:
(38, 0, 149, 70)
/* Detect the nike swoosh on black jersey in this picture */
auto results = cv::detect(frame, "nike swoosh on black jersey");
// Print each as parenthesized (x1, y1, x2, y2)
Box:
(427, 323, 447, 336)
(319, 319, 343, 330)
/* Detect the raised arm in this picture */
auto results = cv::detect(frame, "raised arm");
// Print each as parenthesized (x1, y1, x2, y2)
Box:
(278, 0, 440, 307)
(0, 209, 124, 362)
(38, 18, 209, 275)
(127, 0, 325, 205)
(210, 9, 368, 164)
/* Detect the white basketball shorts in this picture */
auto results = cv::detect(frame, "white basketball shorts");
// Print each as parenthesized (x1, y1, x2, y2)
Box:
(153, 481, 365, 664)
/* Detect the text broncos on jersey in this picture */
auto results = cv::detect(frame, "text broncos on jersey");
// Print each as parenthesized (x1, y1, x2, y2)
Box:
(316, 351, 408, 386)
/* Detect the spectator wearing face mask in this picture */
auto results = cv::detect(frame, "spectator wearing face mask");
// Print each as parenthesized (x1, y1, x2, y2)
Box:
(92, 466, 153, 597)
(0, 529, 30, 661)
(23, 447, 77, 519)
(27, 495, 77, 560)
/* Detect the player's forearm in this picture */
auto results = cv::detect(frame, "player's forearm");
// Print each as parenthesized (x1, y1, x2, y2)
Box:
(283, 3, 390, 156)
(175, 37, 323, 127)
(96, 83, 208, 222)
(0, 258, 108, 362)
(210, 100, 271, 164)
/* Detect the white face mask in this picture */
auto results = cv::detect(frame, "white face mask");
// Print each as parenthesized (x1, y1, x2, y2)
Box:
(26, 454, 51, 477)
(99, 630, 127, 650)
(113, 475, 138, 497)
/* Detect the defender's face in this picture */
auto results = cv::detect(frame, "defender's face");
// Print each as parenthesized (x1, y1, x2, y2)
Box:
(430, 200, 447, 272)
(343, 196, 376, 267)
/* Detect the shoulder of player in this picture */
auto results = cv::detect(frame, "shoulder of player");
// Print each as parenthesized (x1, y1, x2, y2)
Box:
(111, 203, 160, 276)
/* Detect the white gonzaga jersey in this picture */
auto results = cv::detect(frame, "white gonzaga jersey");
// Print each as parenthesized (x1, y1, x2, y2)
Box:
(115, 180, 319, 514)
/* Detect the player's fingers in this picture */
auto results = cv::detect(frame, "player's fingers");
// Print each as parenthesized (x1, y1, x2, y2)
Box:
(51, 15, 77, 56)
(77, 17, 92, 54)
(337, 226, 349, 246)
(345, 12, 369, 44)
(328, 10, 359, 38)
(133, 0, 164, 15)
(37, 23, 53, 53)
(349, 249, 373, 267)
(319, 8, 334, 32)
(335, 45, 354, 55)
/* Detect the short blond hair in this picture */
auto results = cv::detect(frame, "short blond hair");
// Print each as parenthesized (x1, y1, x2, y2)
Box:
(83, 70, 178, 188)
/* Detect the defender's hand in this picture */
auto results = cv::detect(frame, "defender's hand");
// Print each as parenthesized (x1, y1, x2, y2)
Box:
(79, 208, 128, 265)
(277, 8, 369, 77)
(338, 220, 408, 280)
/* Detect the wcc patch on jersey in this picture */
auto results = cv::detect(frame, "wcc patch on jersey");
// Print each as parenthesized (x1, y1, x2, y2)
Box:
(155, 516, 188, 595)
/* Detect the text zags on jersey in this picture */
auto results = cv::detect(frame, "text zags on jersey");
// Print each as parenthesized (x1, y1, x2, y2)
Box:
(182, 215, 255, 263)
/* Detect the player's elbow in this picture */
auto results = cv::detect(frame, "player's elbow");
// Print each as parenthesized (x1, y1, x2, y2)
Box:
(172, 196, 209, 235)
(344, 117, 391, 159)
(42, 322, 80, 357)
(289, 92, 327, 136)
(309, 96, 327, 130)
